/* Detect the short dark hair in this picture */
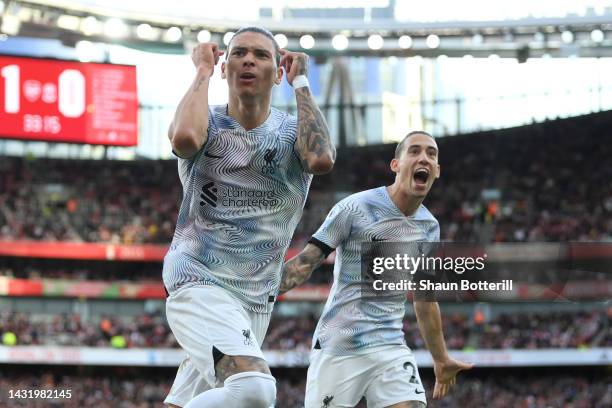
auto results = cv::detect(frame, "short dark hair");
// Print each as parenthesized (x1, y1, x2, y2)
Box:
(394, 131, 435, 159)
(228, 26, 281, 66)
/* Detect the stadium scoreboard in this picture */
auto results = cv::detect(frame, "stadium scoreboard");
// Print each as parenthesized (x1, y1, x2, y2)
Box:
(0, 55, 138, 146)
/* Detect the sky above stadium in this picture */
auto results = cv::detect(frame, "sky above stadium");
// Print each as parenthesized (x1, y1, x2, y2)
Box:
(28, 0, 612, 22)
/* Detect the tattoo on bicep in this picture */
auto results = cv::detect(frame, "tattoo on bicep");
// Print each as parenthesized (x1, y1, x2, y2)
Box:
(295, 88, 335, 168)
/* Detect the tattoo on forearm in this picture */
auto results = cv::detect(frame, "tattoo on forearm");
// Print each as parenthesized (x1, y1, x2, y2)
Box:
(295, 87, 335, 170)
(279, 245, 326, 294)
(296, 55, 308, 76)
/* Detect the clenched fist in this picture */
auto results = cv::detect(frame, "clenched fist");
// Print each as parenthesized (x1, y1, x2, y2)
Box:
(192, 42, 224, 77)
(279, 49, 309, 85)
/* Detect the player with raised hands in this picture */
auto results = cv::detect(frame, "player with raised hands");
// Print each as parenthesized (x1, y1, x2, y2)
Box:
(163, 26, 335, 408)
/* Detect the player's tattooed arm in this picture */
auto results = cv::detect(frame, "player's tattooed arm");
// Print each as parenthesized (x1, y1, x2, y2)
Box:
(294, 86, 336, 174)
(279, 244, 327, 295)
(281, 50, 335, 174)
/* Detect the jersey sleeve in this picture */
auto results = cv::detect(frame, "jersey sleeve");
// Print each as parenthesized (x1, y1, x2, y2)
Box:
(310, 201, 354, 253)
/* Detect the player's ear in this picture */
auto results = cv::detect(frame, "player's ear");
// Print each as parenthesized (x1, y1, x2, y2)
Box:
(390, 158, 399, 174)
(435, 164, 441, 179)
(221, 61, 227, 79)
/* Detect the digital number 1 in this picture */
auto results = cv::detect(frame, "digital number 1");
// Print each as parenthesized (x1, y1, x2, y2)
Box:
(1, 64, 20, 113)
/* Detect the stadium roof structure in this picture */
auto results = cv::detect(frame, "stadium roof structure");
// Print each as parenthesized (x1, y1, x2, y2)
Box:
(2, 0, 612, 58)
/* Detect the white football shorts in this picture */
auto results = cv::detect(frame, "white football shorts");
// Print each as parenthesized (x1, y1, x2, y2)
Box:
(305, 345, 427, 408)
(164, 285, 273, 407)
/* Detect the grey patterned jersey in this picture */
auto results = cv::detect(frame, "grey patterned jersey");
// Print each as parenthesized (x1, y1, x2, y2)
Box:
(312, 187, 439, 354)
(163, 105, 312, 313)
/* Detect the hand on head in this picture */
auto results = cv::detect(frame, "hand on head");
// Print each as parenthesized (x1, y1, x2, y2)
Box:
(192, 42, 224, 76)
(279, 49, 309, 85)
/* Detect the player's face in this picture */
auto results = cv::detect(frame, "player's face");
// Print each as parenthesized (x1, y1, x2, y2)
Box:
(391, 133, 440, 197)
(221, 32, 282, 98)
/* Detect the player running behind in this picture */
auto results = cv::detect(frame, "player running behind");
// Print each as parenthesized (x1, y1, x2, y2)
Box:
(280, 131, 472, 408)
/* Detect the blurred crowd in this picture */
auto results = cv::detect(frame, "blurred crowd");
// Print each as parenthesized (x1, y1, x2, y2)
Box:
(0, 311, 177, 349)
(0, 372, 170, 408)
(1, 370, 609, 407)
(2, 309, 609, 350)
(286, 371, 612, 408)
(264, 309, 611, 351)
(1, 111, 611, 245)
(473, 309, 611, 349)
(425, 374, 612, 408)
(329, 111, 612, 242)
(0, 263, 161, 282)
(0, 157, 179, 244)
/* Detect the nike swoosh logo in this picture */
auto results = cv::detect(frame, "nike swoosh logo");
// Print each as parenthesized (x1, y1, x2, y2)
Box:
(415, 390, 425, 394)
(371, 237, 387, 242)
(204, 151, 223, 159)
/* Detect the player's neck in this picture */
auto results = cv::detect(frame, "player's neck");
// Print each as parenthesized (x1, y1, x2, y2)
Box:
(227, 94, 271, 131)
(386, 184, 424, 216)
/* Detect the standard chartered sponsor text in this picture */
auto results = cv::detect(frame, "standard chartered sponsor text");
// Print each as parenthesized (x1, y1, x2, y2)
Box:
(221, 187, 278, 207)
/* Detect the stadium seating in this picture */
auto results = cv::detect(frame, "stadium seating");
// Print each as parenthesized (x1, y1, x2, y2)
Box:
(1, 111, 611, 245)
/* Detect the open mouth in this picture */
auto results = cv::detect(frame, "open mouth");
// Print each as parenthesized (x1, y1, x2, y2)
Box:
(240, 72, 256, 80)
(413, 168, 429, 184)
